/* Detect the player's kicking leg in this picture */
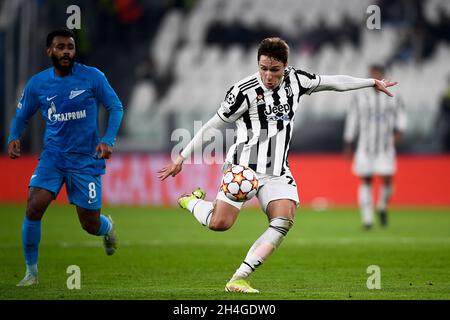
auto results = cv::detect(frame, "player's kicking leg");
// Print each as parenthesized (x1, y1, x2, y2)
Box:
(179, 188, 260, 292)
(225, 199, 295, 294)
(225, 174, 298, 293)
(17, 187, 54, 286)
(178, 188, 241, 230)
(179, 190, 296, 294)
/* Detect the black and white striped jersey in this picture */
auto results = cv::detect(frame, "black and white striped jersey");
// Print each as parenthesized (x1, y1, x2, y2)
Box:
(343, 90, 407, 156)
(216, 66, 321, 176)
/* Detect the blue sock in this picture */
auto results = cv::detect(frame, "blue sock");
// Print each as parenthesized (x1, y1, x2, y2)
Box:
(96, 215, 112, 236)
(22, 217, 41, 275)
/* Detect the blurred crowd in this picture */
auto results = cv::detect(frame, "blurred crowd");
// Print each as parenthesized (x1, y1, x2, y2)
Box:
(1, 0, 450, 154)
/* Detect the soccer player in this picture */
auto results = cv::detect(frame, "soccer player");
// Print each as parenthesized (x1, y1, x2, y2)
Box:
(7, 29, 124, 286)
(158, 38, 397, 293)
(343, 64, 406, 230)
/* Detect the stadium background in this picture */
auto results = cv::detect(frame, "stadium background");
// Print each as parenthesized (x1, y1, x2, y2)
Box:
(0, 0, 449, 206)
(0, 0, 449, 302)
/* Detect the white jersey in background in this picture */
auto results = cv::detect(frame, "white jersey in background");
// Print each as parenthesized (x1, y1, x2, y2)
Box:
(344, 90, 407, 176)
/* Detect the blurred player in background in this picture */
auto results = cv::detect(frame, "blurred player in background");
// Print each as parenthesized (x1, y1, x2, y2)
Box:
(159, 38, 397, 293)
(7, 29, 124, 286)
(343, 64, 407, 230)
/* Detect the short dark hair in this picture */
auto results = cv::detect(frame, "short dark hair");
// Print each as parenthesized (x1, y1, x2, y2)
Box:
(46, 29, 76, 48)
(257, 37, 289, 64)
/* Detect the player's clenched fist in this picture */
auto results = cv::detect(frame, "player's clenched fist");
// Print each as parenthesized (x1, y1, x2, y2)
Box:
(96, 143, 113, 159)
(8, 139, 21, 159)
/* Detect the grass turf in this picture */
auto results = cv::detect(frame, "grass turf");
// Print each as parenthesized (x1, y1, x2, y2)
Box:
(0, 204, 449, 300)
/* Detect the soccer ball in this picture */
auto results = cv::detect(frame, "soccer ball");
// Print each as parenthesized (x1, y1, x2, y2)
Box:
(221, 165, 259, 202)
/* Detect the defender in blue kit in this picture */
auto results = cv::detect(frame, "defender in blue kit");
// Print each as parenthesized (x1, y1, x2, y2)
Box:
(8, 29, 124, 286)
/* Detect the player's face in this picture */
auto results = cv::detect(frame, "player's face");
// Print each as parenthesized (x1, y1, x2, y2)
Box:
(47, 36, 76, 73)
(258, 55, 286, 90)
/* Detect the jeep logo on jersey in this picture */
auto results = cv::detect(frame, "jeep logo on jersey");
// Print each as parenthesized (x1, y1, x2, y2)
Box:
(264, 103, 292, 121)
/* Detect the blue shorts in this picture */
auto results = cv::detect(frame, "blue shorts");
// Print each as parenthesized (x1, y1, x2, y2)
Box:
(29, 165, 102, 210)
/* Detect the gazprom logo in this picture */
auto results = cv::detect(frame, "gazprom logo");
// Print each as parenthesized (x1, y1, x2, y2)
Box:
(48, 102, 87, 123)
(48, 102, 58, 122)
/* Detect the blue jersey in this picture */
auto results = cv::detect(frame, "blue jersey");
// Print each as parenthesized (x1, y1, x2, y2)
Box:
(8, 63, 123, 174)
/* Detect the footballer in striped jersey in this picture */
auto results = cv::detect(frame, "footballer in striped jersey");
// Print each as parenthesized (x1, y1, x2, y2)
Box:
(159, 37, 398, 293)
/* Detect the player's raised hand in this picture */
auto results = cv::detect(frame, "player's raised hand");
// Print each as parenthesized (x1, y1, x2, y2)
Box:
(374, 79, 398, 97)
(96, 143, 113, 159)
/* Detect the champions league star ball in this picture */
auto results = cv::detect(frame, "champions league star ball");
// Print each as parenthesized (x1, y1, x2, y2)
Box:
(221, 165, 259, 202)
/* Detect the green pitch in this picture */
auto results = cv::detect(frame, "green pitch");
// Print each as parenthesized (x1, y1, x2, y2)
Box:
(0, 204, 449, 300)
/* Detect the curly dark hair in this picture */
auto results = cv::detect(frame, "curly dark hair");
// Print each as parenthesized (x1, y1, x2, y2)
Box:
(46, 28, 76, 48)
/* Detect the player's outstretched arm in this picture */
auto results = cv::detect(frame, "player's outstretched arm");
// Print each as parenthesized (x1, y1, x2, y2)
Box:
(8, 139, 21, 159)
(314, 75, 398, 97)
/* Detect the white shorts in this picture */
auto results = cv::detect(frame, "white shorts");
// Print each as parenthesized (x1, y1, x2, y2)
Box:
(353, 151, 396, 177)
(216, 163, 300, 212)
